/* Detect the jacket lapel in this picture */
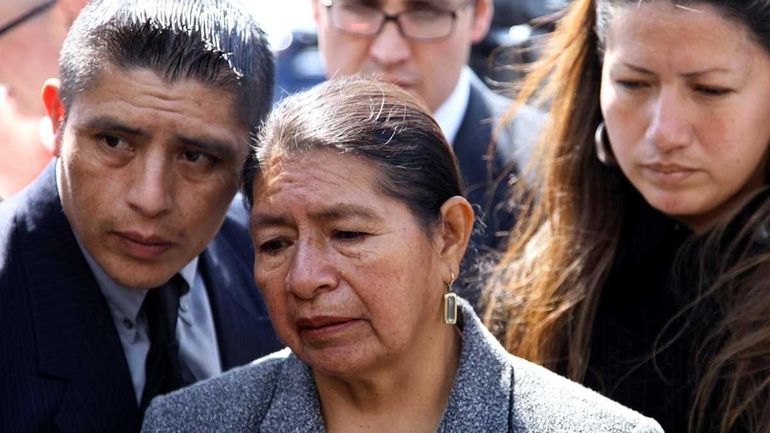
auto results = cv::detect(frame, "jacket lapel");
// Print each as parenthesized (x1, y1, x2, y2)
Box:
(21, 162, 139, 433)
(438, 301, 513, 432)
(201, 203, 282, 370)
(260, 354, 326, 432)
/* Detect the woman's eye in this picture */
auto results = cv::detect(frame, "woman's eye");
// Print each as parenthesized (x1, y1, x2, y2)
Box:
(695, 85, 732, 97)
(259, 239, 288, 255)
(616, 80, 648, 91)
(333, 231, 366, 241)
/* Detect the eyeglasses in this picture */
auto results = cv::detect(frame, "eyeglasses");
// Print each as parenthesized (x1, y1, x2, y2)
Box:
(320, 0, 473, 42)
(0, 0, 56, 38)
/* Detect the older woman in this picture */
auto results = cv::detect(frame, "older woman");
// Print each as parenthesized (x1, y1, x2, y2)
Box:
(485, 1, 770, 432)
(141, 78, 661, 432)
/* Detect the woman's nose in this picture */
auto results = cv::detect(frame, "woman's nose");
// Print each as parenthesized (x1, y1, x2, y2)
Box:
(286, 239, 337, 300)
(645, 90, 693, 152)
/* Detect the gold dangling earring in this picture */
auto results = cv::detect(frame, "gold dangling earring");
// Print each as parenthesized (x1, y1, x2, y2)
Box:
(444, 273, 458, 325)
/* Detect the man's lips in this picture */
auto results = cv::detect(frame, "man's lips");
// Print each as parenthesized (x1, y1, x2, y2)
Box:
(112, 231, 176, 260)
(380, 75, 417, 88)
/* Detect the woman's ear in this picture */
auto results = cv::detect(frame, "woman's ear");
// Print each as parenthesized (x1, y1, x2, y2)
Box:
(41, 79, 66, 157)
(437, 196, 475, 276)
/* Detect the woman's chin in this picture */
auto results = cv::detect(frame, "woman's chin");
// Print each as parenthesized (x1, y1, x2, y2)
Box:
(301, 347, 380, 378)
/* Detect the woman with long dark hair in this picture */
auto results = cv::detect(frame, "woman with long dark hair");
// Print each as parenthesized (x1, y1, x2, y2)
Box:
(485, 1, 770, 432)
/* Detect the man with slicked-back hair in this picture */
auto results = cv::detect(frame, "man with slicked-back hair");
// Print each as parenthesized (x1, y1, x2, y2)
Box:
(0, 1, 282, 432)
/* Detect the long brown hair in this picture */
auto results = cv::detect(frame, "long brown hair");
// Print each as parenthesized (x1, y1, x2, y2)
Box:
(483, 1, 770, 431)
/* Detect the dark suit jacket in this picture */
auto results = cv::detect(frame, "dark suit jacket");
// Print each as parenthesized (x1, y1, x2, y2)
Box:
(453, 72, 542, 306)
(0, 162, 283, 433)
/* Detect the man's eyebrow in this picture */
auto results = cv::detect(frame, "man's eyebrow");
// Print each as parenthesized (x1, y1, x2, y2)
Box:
(176, 134, 238, 158)
(77, 116, 238, 157)
(79, 116, 148, 138)
(404, 0, 453, 9)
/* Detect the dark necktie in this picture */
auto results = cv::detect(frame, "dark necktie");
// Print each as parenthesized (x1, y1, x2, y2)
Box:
(139, 274, 196, 413)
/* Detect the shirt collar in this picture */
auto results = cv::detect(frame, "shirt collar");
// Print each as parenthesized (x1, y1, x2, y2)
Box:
(432, 67, 472, 145)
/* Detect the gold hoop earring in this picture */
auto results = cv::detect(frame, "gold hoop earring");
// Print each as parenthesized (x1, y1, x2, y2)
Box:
(594, 121, 616, 166)
(444, 273, 458, 325)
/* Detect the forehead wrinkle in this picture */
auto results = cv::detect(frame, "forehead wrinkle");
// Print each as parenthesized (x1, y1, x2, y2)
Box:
(607, 3, 756, 79)
(309, 203, 385, 224)
(252, 153, 394, 228)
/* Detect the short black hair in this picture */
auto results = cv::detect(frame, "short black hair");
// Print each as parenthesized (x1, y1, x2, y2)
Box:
(242, 76, 464, 233)
(59, 0, 273, 134)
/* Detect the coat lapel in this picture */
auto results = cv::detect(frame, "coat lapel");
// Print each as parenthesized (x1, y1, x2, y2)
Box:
(438, 301, 513, 432)
(260, 354, 326, 433)
(454, 75, 496, 193)
(201, 204, 282, 370)
(21, 162, 139, 433)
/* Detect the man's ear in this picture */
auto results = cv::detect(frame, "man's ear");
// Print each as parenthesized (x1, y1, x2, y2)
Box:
(437, 196, 475, 278)
(471, 0, 494, 44)
(41, 79, 66, 157)
(311, 0, 322, 25)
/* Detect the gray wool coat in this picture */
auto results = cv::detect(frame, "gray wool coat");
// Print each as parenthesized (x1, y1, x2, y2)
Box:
(142, 300, 663, 433)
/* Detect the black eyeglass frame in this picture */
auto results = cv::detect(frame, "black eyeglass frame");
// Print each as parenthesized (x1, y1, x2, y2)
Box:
(320, 0, 474, 42)
(0, 0, 57, 38)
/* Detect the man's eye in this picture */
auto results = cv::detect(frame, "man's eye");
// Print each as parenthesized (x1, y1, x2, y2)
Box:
(97, 134, 128, 149)
(181, 150, 217, 165)
(183, 150, 201, 162)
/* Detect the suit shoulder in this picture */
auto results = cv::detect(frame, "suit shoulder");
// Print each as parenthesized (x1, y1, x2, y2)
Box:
(0, 194, 24, 275)
(143, 349, 291, 432)
(214, 194, 254, 251)
(469, 79, 545, 170)
(509, 355, 663, 433)
(221, 194, 251, 232)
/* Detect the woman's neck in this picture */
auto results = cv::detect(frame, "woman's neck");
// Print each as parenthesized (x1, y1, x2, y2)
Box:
(315, 320, 461, 433)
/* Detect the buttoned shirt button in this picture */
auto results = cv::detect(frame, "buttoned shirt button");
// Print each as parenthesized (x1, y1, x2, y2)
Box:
(123, 318, 134, 330)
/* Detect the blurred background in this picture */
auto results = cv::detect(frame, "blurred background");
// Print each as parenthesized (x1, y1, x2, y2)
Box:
(0, 0, 566, 200)
(255, 0, 569, 101)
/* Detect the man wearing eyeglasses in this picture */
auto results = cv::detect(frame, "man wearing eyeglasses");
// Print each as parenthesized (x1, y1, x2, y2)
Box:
(312, 0, 543, 307)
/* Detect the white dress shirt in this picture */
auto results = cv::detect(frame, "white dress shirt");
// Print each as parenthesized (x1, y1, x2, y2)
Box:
(432, 66, 472, 145)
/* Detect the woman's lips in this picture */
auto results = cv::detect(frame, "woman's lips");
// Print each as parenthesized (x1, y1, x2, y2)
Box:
(641, 162, 698, 184)
(296, 316, 362, 340)
(112, 231, 175, 260)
